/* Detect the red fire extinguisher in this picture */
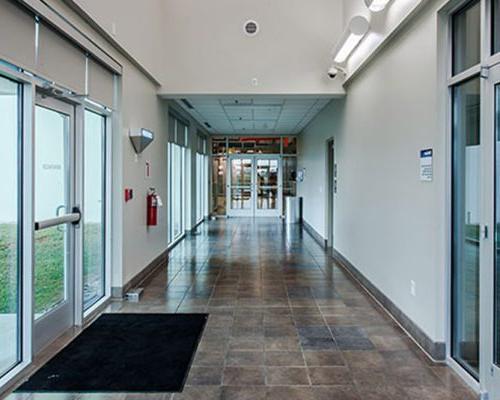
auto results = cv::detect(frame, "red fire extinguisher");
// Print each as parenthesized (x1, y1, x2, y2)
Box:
(147, 188, 159, 226)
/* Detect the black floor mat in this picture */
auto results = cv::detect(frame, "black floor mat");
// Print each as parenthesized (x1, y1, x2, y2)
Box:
(17, 313, 208, 393)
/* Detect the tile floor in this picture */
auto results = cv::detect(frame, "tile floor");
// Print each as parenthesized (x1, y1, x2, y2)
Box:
(6, 219, 477, 400)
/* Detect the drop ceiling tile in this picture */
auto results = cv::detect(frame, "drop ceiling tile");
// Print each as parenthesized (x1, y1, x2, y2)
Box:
(252, 98, 284, 106)
(174, 96, 335, 136)
(254, 106, 282, 120)
(232, 120, 254, 130)
(254, 120, 276, 130)
(220, 97, 253, 106)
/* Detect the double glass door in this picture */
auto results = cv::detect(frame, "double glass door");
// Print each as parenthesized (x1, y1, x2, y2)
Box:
(227, 156, 282, 217)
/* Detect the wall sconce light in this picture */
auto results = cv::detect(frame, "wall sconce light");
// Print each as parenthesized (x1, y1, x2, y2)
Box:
(333, 16, 370, 64)
(364, 0, 392, 12)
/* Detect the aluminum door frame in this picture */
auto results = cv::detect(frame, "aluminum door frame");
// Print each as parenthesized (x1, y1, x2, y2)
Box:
(33, 93, 77, 354)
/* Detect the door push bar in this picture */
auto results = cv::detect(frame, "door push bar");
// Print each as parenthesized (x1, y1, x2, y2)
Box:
(34, 206, 81, 231)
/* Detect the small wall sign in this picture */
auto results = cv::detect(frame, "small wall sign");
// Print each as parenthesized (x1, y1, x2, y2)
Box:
(420, 149, 433, 182)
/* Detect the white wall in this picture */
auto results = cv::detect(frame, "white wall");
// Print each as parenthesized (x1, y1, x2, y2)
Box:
(298, 0, 446, 343)
(70, 0, 166, 82)
(160, 0, 345, 95)
(64, 0, 347, 96)
(342, 0, 427, 80)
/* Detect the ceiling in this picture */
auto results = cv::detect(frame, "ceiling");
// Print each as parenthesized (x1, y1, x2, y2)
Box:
(175, 96, 332, 135)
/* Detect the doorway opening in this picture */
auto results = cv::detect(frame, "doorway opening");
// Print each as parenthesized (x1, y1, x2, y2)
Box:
(326, 138, 335, 249)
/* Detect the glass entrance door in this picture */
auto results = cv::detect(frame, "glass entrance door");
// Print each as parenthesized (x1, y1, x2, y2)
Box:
(228, 157, 254, 217)
(227, 156, 282, 217)
(33, 95, 78, 353)
(255, 158, 281, 217)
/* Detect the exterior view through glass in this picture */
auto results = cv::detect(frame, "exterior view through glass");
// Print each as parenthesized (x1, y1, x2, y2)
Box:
(0, 75, 21, 378)
(168, 142, 185, 244)
(452, 0, 480, 75)
(452, 77, 480, 378)
(34, 105, 70, 319)
(83, 110, 106, 310)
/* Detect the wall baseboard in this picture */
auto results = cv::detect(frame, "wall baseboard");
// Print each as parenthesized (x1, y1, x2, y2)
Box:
(302, 219, 446, 362)
(302, 219, 328, 248)
(112, 250, 168, 299)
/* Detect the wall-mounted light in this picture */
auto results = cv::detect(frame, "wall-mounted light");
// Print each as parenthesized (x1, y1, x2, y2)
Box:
(364, 0, 392, 12)
(333, 16, 370, 64)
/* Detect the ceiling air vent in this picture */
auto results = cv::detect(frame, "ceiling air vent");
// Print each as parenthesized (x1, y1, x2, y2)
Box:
(244, 20, 259, 37)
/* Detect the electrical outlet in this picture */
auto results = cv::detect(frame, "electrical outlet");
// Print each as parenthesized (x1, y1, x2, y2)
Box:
(410, 280, 416, 297)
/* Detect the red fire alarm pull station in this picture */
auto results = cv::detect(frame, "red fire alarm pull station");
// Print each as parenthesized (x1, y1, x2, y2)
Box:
(125, 188, 134, 202)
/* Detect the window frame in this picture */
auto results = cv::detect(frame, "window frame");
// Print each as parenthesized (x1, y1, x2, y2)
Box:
(81, 108, 108, 312)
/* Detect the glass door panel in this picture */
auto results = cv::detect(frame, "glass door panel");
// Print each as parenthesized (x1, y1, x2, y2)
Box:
(255, 158, 281, 217)
(83, 110, 106, 310)
(0, 76, 21, 378)
(34, 105, 71, 318)
(451, 77, 480, 378)
(34, 99, 76, 353)
(212, 156, 226, 215)
(228, 158, 254, 216)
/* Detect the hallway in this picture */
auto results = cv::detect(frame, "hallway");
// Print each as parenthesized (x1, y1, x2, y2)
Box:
(110, 219, 474, 400)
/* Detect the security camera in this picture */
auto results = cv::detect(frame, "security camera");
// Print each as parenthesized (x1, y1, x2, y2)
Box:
(327, 66, 346, 79)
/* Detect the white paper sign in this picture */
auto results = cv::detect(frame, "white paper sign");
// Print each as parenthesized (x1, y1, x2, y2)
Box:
(420, 149, 433, 182)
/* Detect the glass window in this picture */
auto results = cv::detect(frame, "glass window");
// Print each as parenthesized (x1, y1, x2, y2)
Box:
(452, 77, 480, 378)
(196, 153, 205, 223)
(493, 0, 500, 54)
(452, 1, 481, 75)
(212, 157, 227, 215)
(227, 137, 281, 154)
(283, 156, 298, 205)
(283, 137, 298, 154)
(0, 75, 21, 377)
(168, 143, 185, 244)
(83, 110, 106, 310)
(212, 137, 227, 155)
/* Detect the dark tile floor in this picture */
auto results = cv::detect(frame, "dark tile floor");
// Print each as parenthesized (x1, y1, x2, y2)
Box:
(7, 219, 478, 400)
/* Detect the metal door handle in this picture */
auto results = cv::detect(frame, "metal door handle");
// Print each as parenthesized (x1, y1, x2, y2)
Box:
(35, 207, 81, 231)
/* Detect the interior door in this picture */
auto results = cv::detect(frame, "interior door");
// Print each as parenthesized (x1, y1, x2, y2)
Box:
(227, 157, 254, 217)
(254, 157, 281, 217)
(33, 95, 79, 353)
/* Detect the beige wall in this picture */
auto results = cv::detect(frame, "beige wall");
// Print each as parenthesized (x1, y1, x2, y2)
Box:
(298, 0, 446, 343)
(70, 0, 346, 95)
(71, 0, 166, 82)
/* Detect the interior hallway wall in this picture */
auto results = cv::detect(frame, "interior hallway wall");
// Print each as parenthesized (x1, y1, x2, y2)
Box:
(298, 0, 447, 346)
(68, 0, 166, 82)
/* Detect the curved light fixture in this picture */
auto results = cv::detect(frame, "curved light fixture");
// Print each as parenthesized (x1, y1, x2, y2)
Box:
(364, 0, 392, 12)
(333, 16, 370, 64)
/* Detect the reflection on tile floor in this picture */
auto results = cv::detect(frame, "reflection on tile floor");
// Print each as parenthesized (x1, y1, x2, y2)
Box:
(7, 219, 478, 400)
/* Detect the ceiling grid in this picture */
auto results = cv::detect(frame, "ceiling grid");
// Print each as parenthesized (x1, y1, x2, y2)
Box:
(176, 96, 331, 135)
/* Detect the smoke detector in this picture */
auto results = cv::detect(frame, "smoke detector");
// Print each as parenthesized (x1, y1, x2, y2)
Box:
(244, 20, 259, 36)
